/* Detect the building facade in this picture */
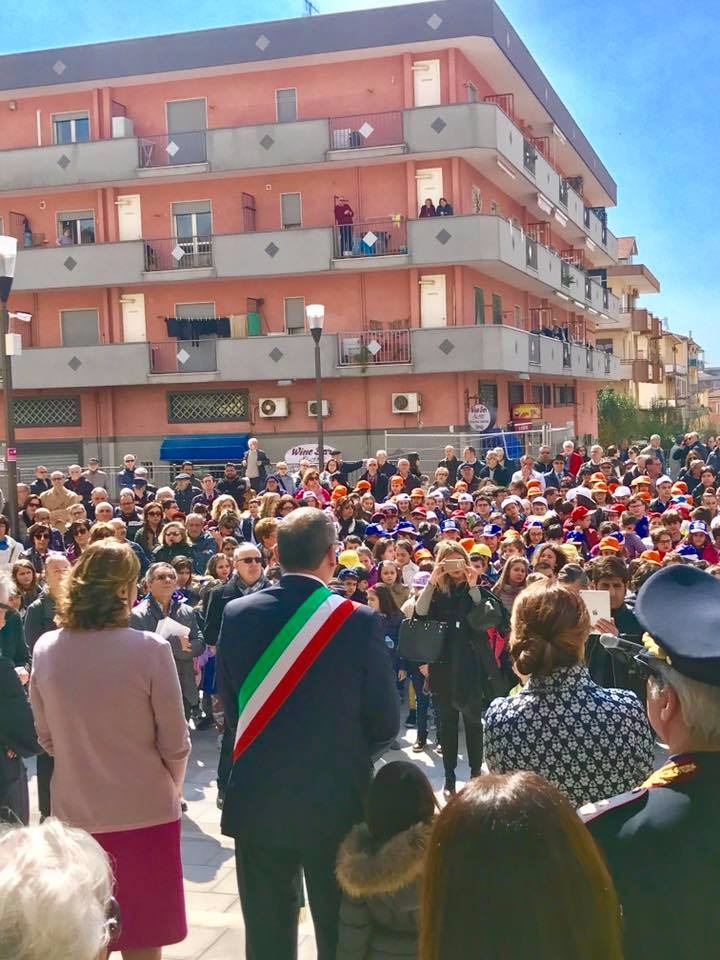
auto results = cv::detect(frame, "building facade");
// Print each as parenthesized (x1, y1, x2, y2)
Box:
(0, 0, 623, 468)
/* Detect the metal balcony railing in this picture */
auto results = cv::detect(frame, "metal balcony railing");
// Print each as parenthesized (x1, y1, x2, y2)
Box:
(137, 130, 207, 168)
(328, 111, 404, 150)
(144, 236, 213, 271)
(338, 329, 411, 366)
(558, 179, 569, 207)
(148, 339, 218, 374)
(333, 217, 408, 259)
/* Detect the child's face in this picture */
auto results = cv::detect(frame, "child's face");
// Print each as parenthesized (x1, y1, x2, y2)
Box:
(343, 579, 358, 597)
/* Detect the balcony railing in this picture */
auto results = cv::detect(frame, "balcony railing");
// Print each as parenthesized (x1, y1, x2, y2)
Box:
(328, 111, 403, 150)
(333, 217, 408, 259)
(558, 178, 569, 208)
(144, 236, 213, 271)
(525, 236, 538, 270)
(338, 329, 411, 366)
(523, 138, 537, 175)
(149, 339, 218, 374)
(138, 131, 207, 168)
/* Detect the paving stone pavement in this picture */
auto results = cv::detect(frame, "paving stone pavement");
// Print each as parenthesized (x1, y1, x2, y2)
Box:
(27, 718, 469, 959)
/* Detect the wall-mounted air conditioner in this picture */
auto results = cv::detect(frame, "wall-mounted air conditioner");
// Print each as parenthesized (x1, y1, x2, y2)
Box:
(392, 392, 420, 414)
(258, 397, 289, 418)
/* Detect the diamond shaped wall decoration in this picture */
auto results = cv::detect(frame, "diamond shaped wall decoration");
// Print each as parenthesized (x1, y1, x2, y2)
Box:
(176, 348, 190, 366)
(256, 34, 270, 50)
(53, 59, 66, 75)
(269, 347, 284, 362)
(367, 340, 382, 356)
(165, 141, 180, 157)
(260, 134, 274, 150)
(172, 245, 186, 262)
(57, 155, 71, 170)
(265, 242, 279, 258)
(64, 256, 77, 271)
(363, 231, 378, 248)
(436, 229, 451, 245)
(426, 13, 443, 30)
(358, 122, 374, 139)
(439, 339, 455, 355)
(431, 117, 447, 134)
(68, 356, 82, 371)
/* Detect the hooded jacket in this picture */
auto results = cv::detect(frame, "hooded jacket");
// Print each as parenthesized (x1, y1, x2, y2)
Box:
(335, 821, 431, 960)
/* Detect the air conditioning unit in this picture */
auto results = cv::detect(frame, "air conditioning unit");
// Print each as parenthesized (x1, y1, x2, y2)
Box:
(392, 392, 421, 414)
(258, 397, 289, 418)
(307, 400, 330, 417)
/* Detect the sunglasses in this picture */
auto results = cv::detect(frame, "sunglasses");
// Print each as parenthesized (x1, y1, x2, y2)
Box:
(34, 533, 50, 540)
(146, 511, 162, 517)
(240, 557, 262, 564)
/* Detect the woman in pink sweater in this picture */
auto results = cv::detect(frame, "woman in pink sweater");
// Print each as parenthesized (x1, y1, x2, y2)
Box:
(30, 539, 191, 960)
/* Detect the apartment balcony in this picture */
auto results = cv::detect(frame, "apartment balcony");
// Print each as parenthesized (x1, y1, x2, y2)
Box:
(10, 324, 620, 391)
(331, 218, 409, 270)
(665, 362, 689, 377)
(620, 358, 664, 384)
(12, 238, 145, 291)
(0, 102, 616, 266)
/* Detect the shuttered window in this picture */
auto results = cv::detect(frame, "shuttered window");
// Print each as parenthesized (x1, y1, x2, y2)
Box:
(474, 287, 485, 325)
(280, 193, 302, 229)
(60, 308, 100, 347)
(284, 297, 306, 334)
(275, 88, 298, 123)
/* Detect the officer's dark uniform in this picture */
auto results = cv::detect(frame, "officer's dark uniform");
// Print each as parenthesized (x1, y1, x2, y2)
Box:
(581, 565, 720, 960)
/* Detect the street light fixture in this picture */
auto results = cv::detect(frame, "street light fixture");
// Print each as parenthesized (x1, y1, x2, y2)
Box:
(305, 303, 325, 471)
(0, 236, 18, 537)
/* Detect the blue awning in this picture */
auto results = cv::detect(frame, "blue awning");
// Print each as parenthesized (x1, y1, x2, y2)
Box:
(159, 433, 249, 463)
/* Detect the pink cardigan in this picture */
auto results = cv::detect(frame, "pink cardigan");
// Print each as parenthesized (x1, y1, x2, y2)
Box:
(30, 626, 191, 834)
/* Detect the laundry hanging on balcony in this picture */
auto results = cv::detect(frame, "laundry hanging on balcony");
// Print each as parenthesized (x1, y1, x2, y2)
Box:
(164, 316, 231, 344)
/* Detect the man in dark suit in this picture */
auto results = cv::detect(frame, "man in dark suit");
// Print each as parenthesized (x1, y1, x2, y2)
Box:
(217, 508, 399, 960)
(543, 455, 574, 489)
(583, 565, 720, 960)
(0, 655, 39, 824)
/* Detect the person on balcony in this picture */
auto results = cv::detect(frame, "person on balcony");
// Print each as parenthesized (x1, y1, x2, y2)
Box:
(334, 196, 355, 257)
(419, 198, 436, 218)
(436, 197, 454, 216)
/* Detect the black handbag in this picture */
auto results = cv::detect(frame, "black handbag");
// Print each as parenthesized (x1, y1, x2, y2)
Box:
(397, 616, 447, 663)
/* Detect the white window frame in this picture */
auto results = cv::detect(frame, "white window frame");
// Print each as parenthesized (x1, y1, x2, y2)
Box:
(56, 208, 96, 246)
(280, 192, 303, 229)
(51, 110, 91, 145)
(275, 87, 298, 123)
(59, 307, 101, 347)
(283, 297, 306, 334)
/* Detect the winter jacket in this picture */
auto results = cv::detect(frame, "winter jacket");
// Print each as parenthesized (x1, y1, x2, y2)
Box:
(128, 597, 204, 706)
(24, 590, 57, 654)
(188, 532, 217, 575)
(335, 821, 431, 960)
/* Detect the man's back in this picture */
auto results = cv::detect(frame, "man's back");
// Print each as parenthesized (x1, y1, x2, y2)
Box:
(217, 574, 399, 845)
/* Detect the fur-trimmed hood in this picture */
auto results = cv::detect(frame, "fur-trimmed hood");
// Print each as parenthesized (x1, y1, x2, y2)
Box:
(336, 821, 432, 898)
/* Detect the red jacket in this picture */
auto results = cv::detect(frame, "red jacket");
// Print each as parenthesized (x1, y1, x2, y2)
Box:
(334, 203, 354, 225)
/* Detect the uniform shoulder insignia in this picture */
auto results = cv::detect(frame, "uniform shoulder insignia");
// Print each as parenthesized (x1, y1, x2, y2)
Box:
(642, 758, 698, 790)
(578, 787, 647, 824)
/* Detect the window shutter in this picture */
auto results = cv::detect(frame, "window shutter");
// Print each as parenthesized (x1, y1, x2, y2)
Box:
(281, 193, 302, 228)
(474, 287, 485, 325)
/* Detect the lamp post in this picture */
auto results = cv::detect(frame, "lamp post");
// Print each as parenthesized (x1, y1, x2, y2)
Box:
(0, 236, 18, 537)
(305, 303, 325, 470)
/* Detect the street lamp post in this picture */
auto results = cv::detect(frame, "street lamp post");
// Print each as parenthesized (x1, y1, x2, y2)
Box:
(0, 236, 18, 538)
(305, 304, 325, 471)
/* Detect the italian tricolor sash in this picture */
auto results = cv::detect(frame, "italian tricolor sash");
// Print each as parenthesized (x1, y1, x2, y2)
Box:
(233, 585, 356, 762)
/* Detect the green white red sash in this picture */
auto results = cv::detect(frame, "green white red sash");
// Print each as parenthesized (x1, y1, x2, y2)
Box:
(233, 585, 356, 762)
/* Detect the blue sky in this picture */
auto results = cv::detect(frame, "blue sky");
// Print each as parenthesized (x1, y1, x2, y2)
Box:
(4, 0, 718, 358)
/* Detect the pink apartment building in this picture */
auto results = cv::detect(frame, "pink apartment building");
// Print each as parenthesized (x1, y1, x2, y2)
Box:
(0, 0, 623, 469)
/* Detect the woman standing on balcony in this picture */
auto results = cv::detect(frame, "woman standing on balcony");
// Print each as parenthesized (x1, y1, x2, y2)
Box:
(334, 195, 355, 257)
(419, 198, 436, 218)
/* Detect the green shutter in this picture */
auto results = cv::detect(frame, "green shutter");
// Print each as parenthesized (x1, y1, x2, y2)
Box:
(474, 287, 485, 325)
(492, 294, 503, 325)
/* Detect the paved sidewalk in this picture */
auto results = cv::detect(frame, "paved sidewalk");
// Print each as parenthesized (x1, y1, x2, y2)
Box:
(28, 720, 469, 959)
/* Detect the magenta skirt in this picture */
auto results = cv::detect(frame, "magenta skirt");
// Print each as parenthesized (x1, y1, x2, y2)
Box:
(93, 819, 186, 951)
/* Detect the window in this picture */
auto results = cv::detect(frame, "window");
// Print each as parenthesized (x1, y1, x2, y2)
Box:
(280, 192, 302, 229)
(508, 382, 525, 406)
(553, 385, 576, 406)
(167, 389, 249, 423)
(492, 294, 503, 325)
(544, 384, 552, 407)
(466, 82, 478, 103)
(284, 297, 306, 334)
(175, 302, 215, 320)
(478, 382, 498, 409)
(52, 111, 90, 144)
(171, 202, 212, 266)
(60, 308, 100, 347)
(532, 384, 542, 405)
(56, 210, 95, 246)
(275, 88, 298, 123)
(531, 384, 552, 407)
(14, 396, 81, 428)
(473, 287, 485, 325)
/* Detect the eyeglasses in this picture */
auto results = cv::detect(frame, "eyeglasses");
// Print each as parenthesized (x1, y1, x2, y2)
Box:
(34, 533, 50, 540)
(105, 896, 122, 941)
(240, 557, 262, 564)
(147, 511, 162, 518)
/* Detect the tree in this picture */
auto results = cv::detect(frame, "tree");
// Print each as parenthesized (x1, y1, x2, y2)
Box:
(597, 388, 691, 450)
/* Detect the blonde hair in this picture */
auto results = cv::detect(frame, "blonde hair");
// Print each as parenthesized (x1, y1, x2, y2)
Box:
(56, 539, 139, 630)
(259, 491, 281, 518)
(0, 818, 113, 960)
(211, 495, 239, 521)
(509, 582, 588, 677)
(157, 521, 188, 546)
(432, 540, 471, 594)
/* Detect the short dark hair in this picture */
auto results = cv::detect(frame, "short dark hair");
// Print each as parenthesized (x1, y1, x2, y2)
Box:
(277, 507, 336, 571)
(365, 760, 436, 846)
(588, 555, 629, 584)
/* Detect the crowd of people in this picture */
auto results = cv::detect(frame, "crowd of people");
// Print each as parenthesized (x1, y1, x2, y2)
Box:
(1, 429, 720, 959)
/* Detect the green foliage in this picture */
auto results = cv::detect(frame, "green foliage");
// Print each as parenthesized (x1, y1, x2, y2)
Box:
(597, 388, 690, 448)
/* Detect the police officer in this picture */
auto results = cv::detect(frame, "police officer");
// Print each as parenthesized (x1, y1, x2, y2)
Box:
(581, 564, 720, 960)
